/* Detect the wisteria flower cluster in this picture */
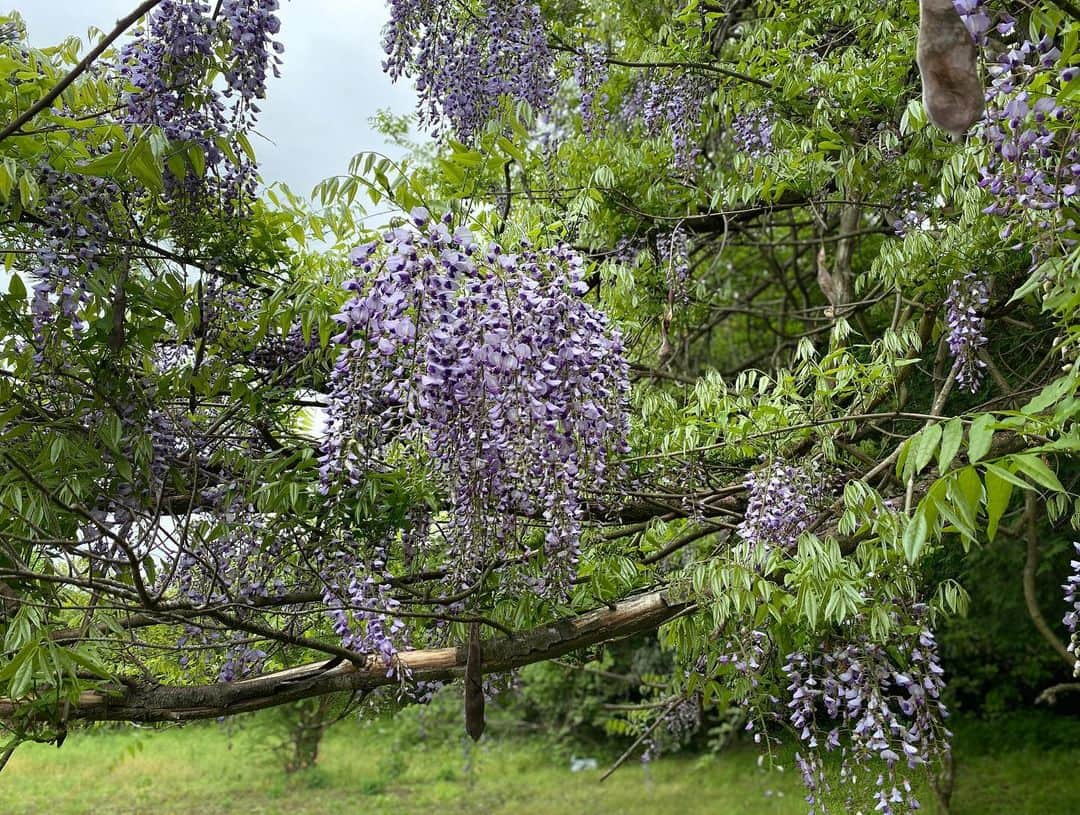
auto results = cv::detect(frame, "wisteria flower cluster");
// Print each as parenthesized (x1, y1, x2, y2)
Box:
(783, 626, 950, 814)
(199, 279, 319, 381)
(382, 0, 555, 142)
(381, 4, 716, 165)
(171, 494, 295, 681)
(119, 0, 283, 210)
(245, 323, 320, 380)
(175, 625, 265, 681)
(641, 693, 702, 763)
(30, 169, 116, 354)
(316, 532, 407, 672)
(220, 0, 284, 127)
(1064, 542, 1080, 677)
(944, 271, 990, 392)
(952, 0, 991, 42)
(175, 503, 286, 607)
(574, 42, 609, 136)
(961, 6, 1080, 235)
(622, 69, 711, 168)
(319, 209, 630, 618)
(737, 461, 826, 552)
(888, 182, 929, 237)
(729, 103, 775, 158)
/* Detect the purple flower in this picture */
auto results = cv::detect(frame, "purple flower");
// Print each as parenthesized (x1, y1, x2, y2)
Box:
(944, 272, 990, 392)
(1064, 543, 1080, 676)
(318, 212, 631, 622)
(737, 461, 826, 552)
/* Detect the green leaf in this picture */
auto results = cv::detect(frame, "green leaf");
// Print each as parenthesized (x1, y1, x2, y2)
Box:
(130, 140, 163, 192)
(187, 143, 206, 178)
(1022, 374, 1078, 415)
(75, 150, 125, 177)
(982, 461, 1030, 491)
(0, 641, 36, 683)
(65, 647, 114, 681)
(1009, 454, 1065, 493)
(938, 417, 963, 473)
(949, 467, 982, 534)
(967, 414, 995, 463)
(902, 505, 929, 563)
(896, 435, 914, 481)
(8, 272, 26, 300)
(932, 478, 978, 545)
(18, 172, 38, 207)
(0, 158, 13, 200)
(166, 151, 188, 182)
(10, 649, 39, 698)
(914, 423, 942, 474)
(983, 466, 1014, 542)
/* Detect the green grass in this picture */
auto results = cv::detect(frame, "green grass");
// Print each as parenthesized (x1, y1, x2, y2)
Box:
(0, 714, 1076, 814)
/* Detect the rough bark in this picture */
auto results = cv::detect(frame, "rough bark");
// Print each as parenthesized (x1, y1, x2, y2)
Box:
(1, 590, 689, 724)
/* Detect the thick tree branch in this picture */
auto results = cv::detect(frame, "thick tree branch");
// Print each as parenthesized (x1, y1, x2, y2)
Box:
(1022, 493, 1076, 669)
(2, 590, 690, 723)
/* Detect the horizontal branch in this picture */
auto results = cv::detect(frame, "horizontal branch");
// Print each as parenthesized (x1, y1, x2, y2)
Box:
(0, 0, 163, 143)
(2, 590, 690, 724)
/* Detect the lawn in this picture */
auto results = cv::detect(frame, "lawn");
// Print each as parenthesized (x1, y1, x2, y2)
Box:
(0, 713, 1076, 814)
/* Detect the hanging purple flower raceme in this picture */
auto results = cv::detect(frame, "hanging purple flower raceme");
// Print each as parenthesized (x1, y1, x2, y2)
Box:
(174, 505, 288, 609)
(220, 0, 284, 126)
(718, 628, 768, 681)
(118, 0, 283, 211)
(1064, 542, 1080, 677)
(640, 692, 702, 763)
(889, 182, 929, 237)
(783, 626, 949, 814)
(715, 610, 950, 815)
(218, 633, 268, 683)
(320, 209, 631, 615)
(316, 533, 407, 673)
(382, 0, 556, 142)
(119, 1, 221, 145)
(621, 69, 711, 168)
(737, 461, 825, 552)
(610, 236, 647, 267)
(176, 623, 268, 683)
(29, 169, 117, 355)
(730, 103, 775, 158)
(973, 22, 1080, 235)
(168, 497, 293, 681)
(944, 272, 990, 392)
(245, 322, 320, 382)
(952, 0, 992, 43)
(574, 42, 609, 135)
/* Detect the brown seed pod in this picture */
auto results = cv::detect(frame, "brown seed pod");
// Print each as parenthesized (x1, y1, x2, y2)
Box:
(916, 0, 985, 136)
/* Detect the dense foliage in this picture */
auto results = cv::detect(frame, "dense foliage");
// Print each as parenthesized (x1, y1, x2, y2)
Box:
(1, 0, 1080, 810)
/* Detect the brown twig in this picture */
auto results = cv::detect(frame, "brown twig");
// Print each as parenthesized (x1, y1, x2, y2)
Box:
(0, 1, 164, 143)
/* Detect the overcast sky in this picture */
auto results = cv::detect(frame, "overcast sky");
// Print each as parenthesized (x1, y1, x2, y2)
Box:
(19, 0, 419, 196)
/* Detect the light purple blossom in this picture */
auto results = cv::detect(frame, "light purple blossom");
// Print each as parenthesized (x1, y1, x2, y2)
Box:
(1064, 542, 1080, 676)
(382, 0, 555, 142)
(318, 213, 631, 644)
(737, 461, 825, 552)
(944, 272, 990, 392)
